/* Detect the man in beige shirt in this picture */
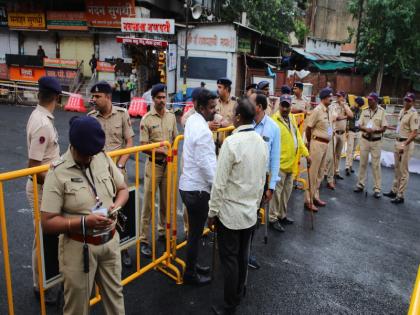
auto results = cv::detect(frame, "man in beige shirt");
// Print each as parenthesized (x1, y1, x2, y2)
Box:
(384, 92, 419, 204)
(291, 82, 311, 114)
(88, 80, 134, 267)
(26, 76, 61, 304)
(216, 77, 237, 127)
(208, 98, 268, 315)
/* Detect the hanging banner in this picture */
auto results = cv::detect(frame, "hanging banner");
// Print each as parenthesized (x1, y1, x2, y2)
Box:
(44, 58, 79, 69)
(46, 11, 87, 31)
(121, 18, 175, 34)
(116, 36, 168, 48)
(0, 6, 7, 26)
(86, 0, 135, 28)
(8, 12, 45, 29)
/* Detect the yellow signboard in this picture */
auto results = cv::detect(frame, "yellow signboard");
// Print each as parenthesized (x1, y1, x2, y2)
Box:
(8, 12, 45, 29)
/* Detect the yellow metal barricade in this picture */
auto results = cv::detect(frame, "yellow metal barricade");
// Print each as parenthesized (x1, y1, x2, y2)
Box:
(0, 141, 181, 314)
(292, 113, 308, 190)
(409, 265, 420, 315)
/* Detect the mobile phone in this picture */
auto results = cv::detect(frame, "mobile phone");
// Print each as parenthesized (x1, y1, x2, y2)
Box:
(108, 206, 121, 218)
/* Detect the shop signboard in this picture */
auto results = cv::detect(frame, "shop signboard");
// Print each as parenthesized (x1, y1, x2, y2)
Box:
(9, 66, 46, 82)
(46, 11, 87, 31)
(96, 61, 115, 72)
(168, 44, 176, 71)
(121, 18, 175, 35)
(45, 68, 77, 86)
(0, 6, 7, 27)
(0, 63, 8, 79)
(238, 37, 251, 53)
(8, 12, 45, 29)
(86, 0, 135, 28)
(116, 36, 168, 48)
(44, 58, 79, 69)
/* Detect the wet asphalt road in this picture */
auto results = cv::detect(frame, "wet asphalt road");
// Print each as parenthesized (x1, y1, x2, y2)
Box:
(0, 103, 419, 314)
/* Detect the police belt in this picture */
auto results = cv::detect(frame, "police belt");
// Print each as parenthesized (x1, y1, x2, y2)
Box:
(397, 137, 408, 142)
(362, 135, 382, 142)
(148, 157, 167, 166)
(335, 130, 346, 135)
(312, 136, 330, 144)
(69, 228, 115, 246)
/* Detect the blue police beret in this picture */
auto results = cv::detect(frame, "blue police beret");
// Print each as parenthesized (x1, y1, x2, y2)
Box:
(69, 116, 105, 156)
(191, 87, 203, 101)
(151, 83, 166, 98)
(281, 85, 291, 94)
(355, 96, 364, 106)
(217, 77, 232, 86)
(367, 92, 379, 102)
(90, 81, 112, 94)
(280, 95, 292, 106)
(293, 82, 303, 90)
(319, 88, 333, 99)
(404, 92, 416, 102)
(257, 81, 270, 90)
(246, 83, 257, 91)
(38, 76, 62, 94)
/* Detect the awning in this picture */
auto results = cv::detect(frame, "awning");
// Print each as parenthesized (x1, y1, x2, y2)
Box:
(292, 47, 354, 71)
(312, 61, 353, 71)
(116, 36, 168, 48)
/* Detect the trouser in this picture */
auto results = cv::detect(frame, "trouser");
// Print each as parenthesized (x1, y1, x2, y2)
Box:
(346, 131, 360, 168)
(357, 138, 382, 192)
(140, 160, 167, 244)
(182, 204, 189, 234)
(270, 171, 293, 222)
(26, 179, 43, 289)
(391, 141, 414, 198)
(326, 132, 345, 183)
(179, 190, 210, 276)
(217, 221, 254, 311)
(59, 233, 124, 315)
(305, 140, 328, 202)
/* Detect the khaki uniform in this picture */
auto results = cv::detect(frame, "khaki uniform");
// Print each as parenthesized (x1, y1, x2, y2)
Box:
(345, 107, 361, 169)
(326, 102, 350, 182)
(305, 103, 332, 202)
(391, 108, 419, 197)
(356, 106, 388, 192)
(41, 149, 125, 315)
(26, 105, 60, 289)
(216, 96, 237, 126)
(140, 107, 178, 243)
(291, 95, 311, 113)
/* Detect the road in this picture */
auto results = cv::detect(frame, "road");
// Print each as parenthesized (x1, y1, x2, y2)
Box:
(0, 103, 419, 314)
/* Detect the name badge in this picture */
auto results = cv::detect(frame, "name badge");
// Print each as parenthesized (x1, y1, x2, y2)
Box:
(71, 178, 83, 183)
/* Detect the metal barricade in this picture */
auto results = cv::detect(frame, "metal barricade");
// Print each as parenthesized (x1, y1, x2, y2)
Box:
(409, 265, 420, 315)
(292, 113, 308, 190)
(0, 141, 181, 314)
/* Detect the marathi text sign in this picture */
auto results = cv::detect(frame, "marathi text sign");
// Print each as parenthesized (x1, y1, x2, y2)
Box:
(86, 0, 135, 28)
(46, 11, 87, 31)
(0, 6, 7, 26)
(121, 18, 175, 34)
(96, 61, 115, 72)
(8, 12, 45, 29)
(44, 58, 79, 69)
(116, 36, 168, 48)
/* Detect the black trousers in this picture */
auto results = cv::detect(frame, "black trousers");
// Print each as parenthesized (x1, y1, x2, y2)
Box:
(179, 190, 210, 276)
(217, 221, 255, 310)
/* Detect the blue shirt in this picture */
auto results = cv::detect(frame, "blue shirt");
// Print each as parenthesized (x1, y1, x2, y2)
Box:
(253, 115, 281, 190)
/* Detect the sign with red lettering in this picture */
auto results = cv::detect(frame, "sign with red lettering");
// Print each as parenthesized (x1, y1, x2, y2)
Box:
(86, 0, 135, 28)
(44, 58, 79, 69)
(96, 61, 115, 72)
(121, 18, 174, 34)
(116, 36, 168, 48)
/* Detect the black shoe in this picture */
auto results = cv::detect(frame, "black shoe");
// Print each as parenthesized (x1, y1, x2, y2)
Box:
(211, 305, 236, 315)
(373, 192, 381, 199)
(248, 255, 261, 269)
(122, 249, 132, 267)
(183, 273, 211, 286)
(196, 264, 210, 275)
(353, 186, 363, 193)
(383, 191, 397, 198)
(345, 168, 350, 176)
(269, 221, 285, 232)
(280, 217, 294, 225)
(33, 287, 58, 305)
(350, 167, 355, 173)
(140, 243, 152, 257)
(334, 173, 344, 180)
(391, 197, 404, 204)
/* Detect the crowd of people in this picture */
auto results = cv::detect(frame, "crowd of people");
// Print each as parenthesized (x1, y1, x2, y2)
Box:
(24, 75, 418, 315)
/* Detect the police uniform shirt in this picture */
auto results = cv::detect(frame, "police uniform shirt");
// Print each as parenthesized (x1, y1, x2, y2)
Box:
(88, 106, 134, 152)
(140, 106, 178, 144)
(397, 107, 419, 138)
(358, 106, 388, 138)
(26, 105, 60, 163)
(330, 102, 350, 131)
(216, 96, 237, 125)
(291, 95, 310, 112)
(41, 149, 124, 220)
(306, 103, 331, 140)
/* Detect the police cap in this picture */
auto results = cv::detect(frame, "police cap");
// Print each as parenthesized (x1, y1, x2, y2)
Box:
(38, 76, 62, 94)
(293, 82, 303, 90)
(319, 88, 333, 100)
(257, 81, 270, 90)
(367, 92, 379, 102)
(281, 85, 291, 94)
(217, 77, 232, 87)
(280, 95, 292, 106)
(151, 83, 166, 98)
(246, 83, 257, 91)
(90, 81, 112, 94)
(404, 92, 416, 102)
(69, 116, 105, 156)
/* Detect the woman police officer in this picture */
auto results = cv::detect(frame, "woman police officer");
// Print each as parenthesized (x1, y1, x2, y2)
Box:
(41, 116, 128, 315)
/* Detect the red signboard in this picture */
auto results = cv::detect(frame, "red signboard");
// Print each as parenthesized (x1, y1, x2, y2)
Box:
(96, 61, 115, 72)
(121, 18, 175, 34)
(86, 0, 135, 28)
(44, 58, 79, 69)
(116, 36, 168, 48)
(0, 63, 8, 80)
(9, 66, 46, 82)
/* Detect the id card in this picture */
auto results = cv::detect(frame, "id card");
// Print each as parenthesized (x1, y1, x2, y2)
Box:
(366, 120, 373, 129)
(327, 126, 333, 138)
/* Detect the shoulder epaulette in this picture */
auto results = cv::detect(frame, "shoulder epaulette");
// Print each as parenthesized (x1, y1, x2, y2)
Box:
(116, 107, 126, 113)
(51, 157, 65, 169)
(87, 109, 97, 116)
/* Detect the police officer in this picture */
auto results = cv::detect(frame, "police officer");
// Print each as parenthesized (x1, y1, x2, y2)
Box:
(245, 83, 257, 97)
(257, 81, 277, 116)
(87, 81, 134, 267)
(354, 92, 388, 198)
(345, 96, 364, 175)
(139, 84, 178, 256)
(304, 88, 334, 212)
(26, 76, 61, 303)
(291, 82, 311, 114)
(383, 92, 419, 204)
(216, 77, 237, 127)
(41, 116, 128, 315)
(326, 91, 353, 189)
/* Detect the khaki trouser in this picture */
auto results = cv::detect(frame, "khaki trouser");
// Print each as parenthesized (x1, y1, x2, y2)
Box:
(140, 160, 167, 244)
(357, 138, 382, 192)
(326, 133, 345, 183)
(391, 141, 414, 198)
(59, 233, 125, 315)
(270, 171, 293, 222)
(305, 140, 329, 202)
(26, 179, 43, 289)
(345, 131, 360, 168)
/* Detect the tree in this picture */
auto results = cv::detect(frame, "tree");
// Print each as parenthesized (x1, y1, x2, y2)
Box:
(348, 0, 420, 94)
(221, 0, 308, 43)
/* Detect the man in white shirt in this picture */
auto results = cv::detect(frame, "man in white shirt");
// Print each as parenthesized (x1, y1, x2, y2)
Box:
(179, 88, 218, 285)
(208, 98, 268, 315)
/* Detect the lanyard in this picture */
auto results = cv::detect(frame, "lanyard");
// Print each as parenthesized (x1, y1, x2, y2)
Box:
(369, 108, 378, 120)
(81, 165, 100, 203)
